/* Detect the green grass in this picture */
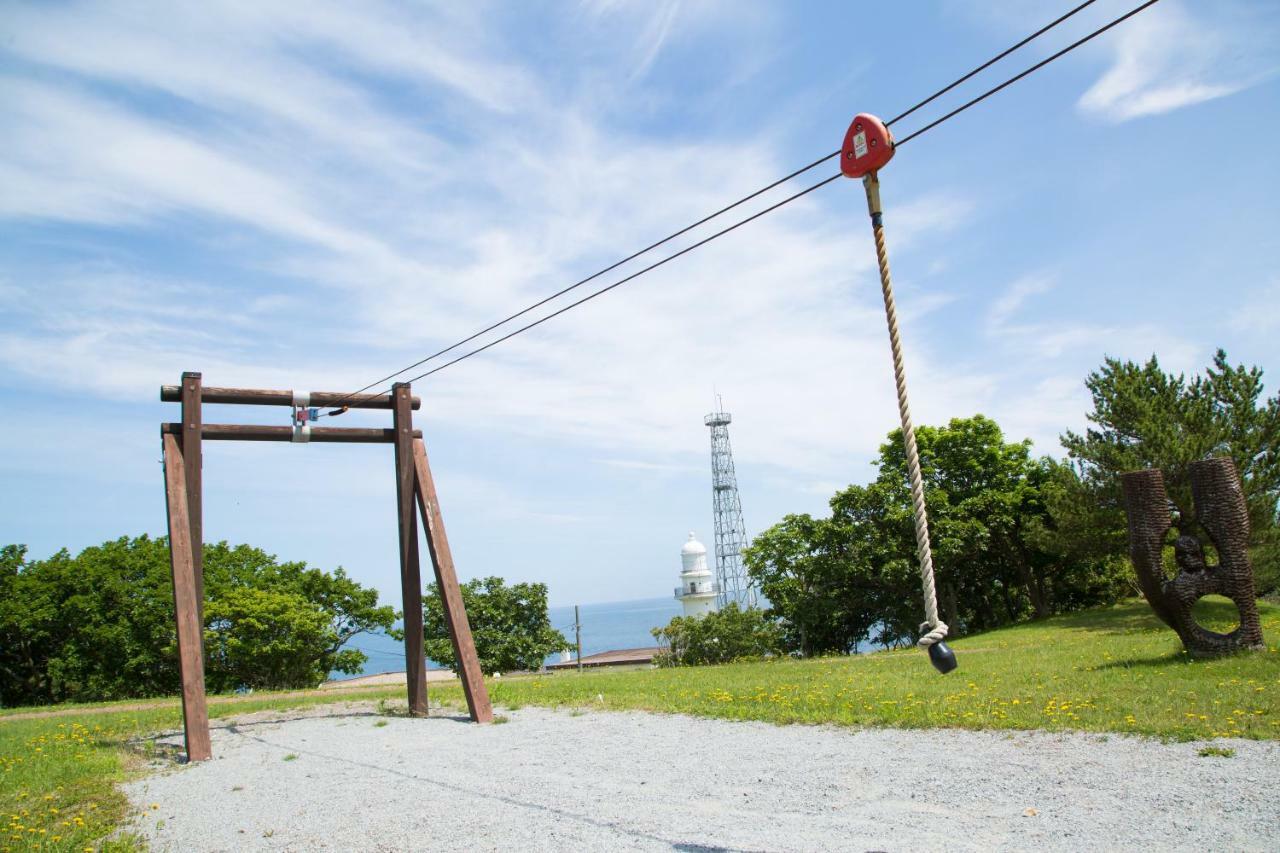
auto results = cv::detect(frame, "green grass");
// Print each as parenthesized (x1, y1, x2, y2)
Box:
(2, 598, 1277, 851)
(1, 691, 401, 852)
(437, 598, 1280, 742)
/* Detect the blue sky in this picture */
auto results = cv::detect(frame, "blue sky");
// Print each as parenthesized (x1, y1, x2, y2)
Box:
(2, 0, 1277, 609)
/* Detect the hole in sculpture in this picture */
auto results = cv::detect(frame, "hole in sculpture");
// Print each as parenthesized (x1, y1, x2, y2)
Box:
(1191, 595, 1240, 636)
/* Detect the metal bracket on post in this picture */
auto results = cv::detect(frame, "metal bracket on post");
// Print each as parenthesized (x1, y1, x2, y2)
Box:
(291, 390, 312, 443)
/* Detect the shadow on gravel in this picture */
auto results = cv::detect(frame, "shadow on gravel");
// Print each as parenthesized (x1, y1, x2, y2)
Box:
(133, 711, 478, 764)
(221, 722, 752, 851)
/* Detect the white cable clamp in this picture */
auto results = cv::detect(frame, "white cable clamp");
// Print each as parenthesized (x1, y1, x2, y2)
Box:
(291, 390, 312, 442)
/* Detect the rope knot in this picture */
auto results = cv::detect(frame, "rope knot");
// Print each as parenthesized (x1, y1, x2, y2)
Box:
(917, 620, 949, 648)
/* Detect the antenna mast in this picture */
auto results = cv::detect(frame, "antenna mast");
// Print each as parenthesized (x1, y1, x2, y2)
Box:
(704, 399, 757, 609)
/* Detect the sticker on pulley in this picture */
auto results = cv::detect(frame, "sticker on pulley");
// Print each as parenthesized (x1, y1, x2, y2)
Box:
(840, 113, 894, 178)
(853, 131, 868, 159)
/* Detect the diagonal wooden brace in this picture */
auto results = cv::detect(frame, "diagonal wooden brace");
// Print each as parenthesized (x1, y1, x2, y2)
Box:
(413, 437, 493, 723)
(162, 433, 213, 761)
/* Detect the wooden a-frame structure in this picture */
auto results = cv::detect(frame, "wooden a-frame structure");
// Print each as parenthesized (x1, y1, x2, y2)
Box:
(161, 372, 492, 761)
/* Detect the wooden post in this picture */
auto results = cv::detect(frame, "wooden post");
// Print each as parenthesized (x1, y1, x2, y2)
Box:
(575, 605, 583, 672)
(392, 383, 429, 716)
(162, 433, 212, 761)
(412, 435, 494, 723)
(180, 372, 203, 622)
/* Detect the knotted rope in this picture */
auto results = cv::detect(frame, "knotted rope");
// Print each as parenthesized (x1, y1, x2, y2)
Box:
(863, 173, 948, 650)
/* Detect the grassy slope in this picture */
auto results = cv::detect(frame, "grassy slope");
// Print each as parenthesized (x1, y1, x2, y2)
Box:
(461, 598, 1280, 740)
(3, 598, 1278, 851)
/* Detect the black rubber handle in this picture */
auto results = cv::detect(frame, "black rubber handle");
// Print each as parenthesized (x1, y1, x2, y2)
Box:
(928, 640, 958, 674)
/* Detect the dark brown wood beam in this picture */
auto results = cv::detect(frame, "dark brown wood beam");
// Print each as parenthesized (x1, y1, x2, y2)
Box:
(392, 383, 429, 717)
(161, 424, 421, 443)
(413, 436, 493, 723)
(180, 373, 204, 623)
(162, 433, 212, 762)
(161, 385, 420, 410)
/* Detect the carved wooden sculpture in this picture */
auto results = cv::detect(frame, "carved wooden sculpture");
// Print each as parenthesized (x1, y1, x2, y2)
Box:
(1120, 457, 1264, 655)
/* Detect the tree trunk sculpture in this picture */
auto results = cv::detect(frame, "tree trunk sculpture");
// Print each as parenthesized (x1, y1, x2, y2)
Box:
(1120, 456, 1264, 655)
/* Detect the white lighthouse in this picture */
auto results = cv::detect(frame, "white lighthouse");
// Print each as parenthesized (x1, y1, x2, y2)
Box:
(674, 532, 719, 618)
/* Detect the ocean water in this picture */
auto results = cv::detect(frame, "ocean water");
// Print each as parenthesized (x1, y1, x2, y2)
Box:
(333, 595, 683, 680)
(548, 596, 683, 659)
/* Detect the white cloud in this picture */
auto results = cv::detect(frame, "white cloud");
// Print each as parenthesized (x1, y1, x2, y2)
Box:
(978, 272, 1204, 452)
(0, 0, 989, 492)
(629, 0, 682, 80)
(987, 274, 1055, 330)
(1078, 0, 1277, 122)
(1230, 279, 1280, 335)
(0, 0, 1017, 547)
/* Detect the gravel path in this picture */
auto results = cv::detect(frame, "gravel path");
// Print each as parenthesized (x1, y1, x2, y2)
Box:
(124, 707, 1279, 851)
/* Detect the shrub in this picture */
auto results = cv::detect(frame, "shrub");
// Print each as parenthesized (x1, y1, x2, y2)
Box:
(651, 604, 783, 667)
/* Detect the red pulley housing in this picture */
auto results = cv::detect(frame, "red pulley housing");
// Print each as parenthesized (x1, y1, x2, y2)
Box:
(840, 113, 894, 178)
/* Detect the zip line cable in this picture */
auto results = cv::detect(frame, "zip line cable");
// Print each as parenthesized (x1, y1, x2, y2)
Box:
(895, 0, 1160, 147)
(402, 174, 841, 383)
(320, 0, 1105, 411)
(320, 151, 840, 411)
(333, 0, 1158, 398)
(881, 0, 1099, 128)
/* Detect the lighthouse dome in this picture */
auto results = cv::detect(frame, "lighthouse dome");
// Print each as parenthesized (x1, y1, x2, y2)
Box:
(681, 532, 707, 557)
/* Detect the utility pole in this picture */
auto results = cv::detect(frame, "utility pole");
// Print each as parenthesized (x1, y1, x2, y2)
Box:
(575, 604, 583, 672)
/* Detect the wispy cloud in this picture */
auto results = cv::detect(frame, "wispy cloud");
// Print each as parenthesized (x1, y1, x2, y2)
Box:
(630, 1, 682, 81)
(979, 272, 1203, 451)
(1078, 0, 1278, 122)
(0, 0, 986, 487)
(598, 458, 700, 474)
(987, 274, 1055, 330)
(1229, 278, 1280, 335)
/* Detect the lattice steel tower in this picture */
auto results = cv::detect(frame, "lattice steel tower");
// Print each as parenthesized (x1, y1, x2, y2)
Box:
(705, 401, 758, 609)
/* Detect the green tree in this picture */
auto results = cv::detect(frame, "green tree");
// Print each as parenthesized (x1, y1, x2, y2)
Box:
(420, 577, 566, 675)
(744, 506, 909, 656)
(201, 542, 396, 687)
(0, 545, 59, 705)
(0, 536, 395, 706)
(651, 604, 784, 667)
(746, 415, 1129, 653)
(204, 588, 336, 691)
(1061, 350, 1279, 593)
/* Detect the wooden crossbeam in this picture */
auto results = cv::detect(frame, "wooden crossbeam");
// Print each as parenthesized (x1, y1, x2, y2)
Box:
(160, 385, 421, 410)
(160, 423, 422, 443)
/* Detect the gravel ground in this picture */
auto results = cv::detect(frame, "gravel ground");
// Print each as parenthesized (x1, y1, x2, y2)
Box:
(124, 706, 1280, 852)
